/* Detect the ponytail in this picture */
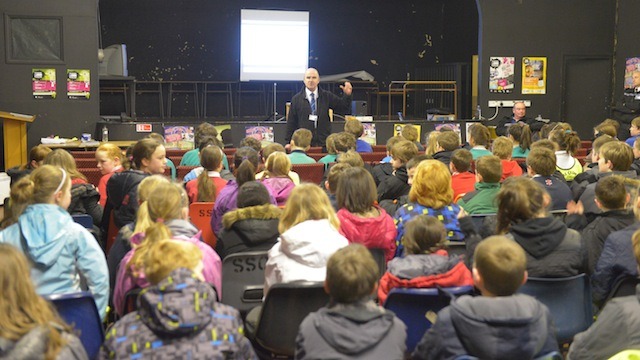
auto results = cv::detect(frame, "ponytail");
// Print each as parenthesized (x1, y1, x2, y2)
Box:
(550, 128, 581, 156)
(127, 222, 172, 278)
(233, 147, 260, 187)
(0, 177, 35, 228)
(196, 146, 222, 202)
(236, 160, 256, 187)
(518, 125, 532, 151)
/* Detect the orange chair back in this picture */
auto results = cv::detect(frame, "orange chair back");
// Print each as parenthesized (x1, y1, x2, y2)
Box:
(189, 202, 217, 248)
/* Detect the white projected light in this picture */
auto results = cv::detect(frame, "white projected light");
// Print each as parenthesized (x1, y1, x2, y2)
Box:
(240, 9, 309, 81)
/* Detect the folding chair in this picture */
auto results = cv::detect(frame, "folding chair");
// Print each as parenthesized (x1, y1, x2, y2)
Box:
(189, 202, 217, 248)
(221, 250, 269, 317)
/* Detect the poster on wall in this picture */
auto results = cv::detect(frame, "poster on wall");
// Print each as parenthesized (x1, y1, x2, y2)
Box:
(361, 123, 376, 145)
(245, 126, 274, 147)
(522, 57, 547, 94)
(164, 126, 194, 150)
(489, 56, 515, 93)
(32, 69, 56, 99)
(625, 57, 640, 89)
(67, 69, 91, 100)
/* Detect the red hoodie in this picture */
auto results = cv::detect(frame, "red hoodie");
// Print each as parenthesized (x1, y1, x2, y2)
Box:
(337, 205, 397, 261)
(501, 159, 523, 181)
(451, 172, 476, 202)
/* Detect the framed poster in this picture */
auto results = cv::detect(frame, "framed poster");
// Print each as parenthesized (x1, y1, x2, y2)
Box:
(522, 57, 547, 94)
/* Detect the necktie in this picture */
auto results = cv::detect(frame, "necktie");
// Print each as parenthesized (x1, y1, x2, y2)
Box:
(310, 92, 316, 115)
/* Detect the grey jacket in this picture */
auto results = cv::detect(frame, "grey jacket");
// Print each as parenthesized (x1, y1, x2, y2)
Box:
(0, 324, 88, 360)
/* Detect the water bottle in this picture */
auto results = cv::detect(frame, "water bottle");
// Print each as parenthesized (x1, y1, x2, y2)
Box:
(476, 104, 482, 119)
(102, 125, 109, 142)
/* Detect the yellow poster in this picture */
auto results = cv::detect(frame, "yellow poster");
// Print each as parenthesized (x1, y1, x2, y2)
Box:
(522, 57, 547, 95)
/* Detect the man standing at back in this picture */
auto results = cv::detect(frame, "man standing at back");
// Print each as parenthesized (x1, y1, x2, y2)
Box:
(286, 68, 353, 147)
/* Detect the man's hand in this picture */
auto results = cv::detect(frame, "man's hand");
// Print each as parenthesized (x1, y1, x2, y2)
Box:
(566, 200, 584, 215)
(340, 81, 353, 96)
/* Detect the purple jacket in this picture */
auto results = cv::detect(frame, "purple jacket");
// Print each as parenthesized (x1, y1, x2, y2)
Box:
(210, 180, 277, 236)
(112, 219, 222, 316)
(260, 177, 295, 206)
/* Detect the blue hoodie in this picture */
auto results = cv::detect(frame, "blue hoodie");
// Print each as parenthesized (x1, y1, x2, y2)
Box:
(0, 204, 109, 319)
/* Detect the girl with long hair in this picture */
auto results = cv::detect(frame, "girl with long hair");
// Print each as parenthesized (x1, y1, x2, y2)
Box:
(185, 145, 228, 203)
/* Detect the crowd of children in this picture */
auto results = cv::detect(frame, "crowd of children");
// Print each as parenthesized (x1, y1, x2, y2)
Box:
(6, 115, 640, 359)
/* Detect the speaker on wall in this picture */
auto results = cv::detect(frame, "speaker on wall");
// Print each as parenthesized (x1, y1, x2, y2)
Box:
(351, 101, 368, 116)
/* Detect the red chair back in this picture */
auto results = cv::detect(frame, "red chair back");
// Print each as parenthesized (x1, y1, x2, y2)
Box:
(189, 202, 217, 248)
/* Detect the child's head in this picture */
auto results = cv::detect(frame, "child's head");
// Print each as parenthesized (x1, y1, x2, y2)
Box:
(325, 133, 337, 155)
(508, 124, 532, 151)
(1, 177, 33, 229)
(147, 182, 189, 223)
(391, 140, 419, 169)
(473, 236, 527, 296)
(237, 181, 272, 208)
(593, 123, 617, 139)
(491, 136, 514, 160)
(291, 128, 313, 150)
(196, 146, 224, 202)
(25, 145, 52, 170)
(15, 165, 71, 210)
(530, 139, 557, 152)
(539, 122, 557, 141)
(496, 177, 547, 234)
(239, 136, 262, 153)
(325, 243, 378, 303)
(601, 118, 621, 133)
(279, 183, 339, 234)
(43, 149, 86, 182)
(337, 150, 364, 168)
(468, 124, 491, 147)
(263, 151, 292, 178)
(133, 175, 171, 234)
(595, 175, 629, 211)
(333, 132, 357, 153)
(194, 123, 220, 149)
(526, 147, 556, 176)
(409, 160, 453, 209)
(631, 117, 640, 137)
(147, 133, 166, 144)
(424, 131, 441, 155)
(475, 155, 502, 183)
(549, 128, 581, 156)
(598, 141, 634, 172)
(344, 119, 364, 138)
(450, 149, 473, 173)
(261, 143, 286, 161)
(233, 147, 260, 187)
(336, 167, 376, 214)
(406, 154, 433, 185)
(591, 134, 615, 163)
(401, 125, 420, 143)
(385, 135, 404, 155)
(325, 163, 351, 194)
(145, 240, 204, 285)
(198, 135, 223, 152)
(96, 143, 125, 175)
(436, 131, 460, 152)
(632, 228, 640, 268)
(403, 215, 446, 255)
(131, 138, 167, 174)
(634, 139, 640, 159)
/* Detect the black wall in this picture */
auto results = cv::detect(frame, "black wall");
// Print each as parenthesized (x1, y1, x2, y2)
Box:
(477, 0, 616, 138)
(0, 0, 99, 167)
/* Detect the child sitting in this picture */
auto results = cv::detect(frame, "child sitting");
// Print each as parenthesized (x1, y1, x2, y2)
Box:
(95, 143, 125, 207)
(182, 136, 234, 183)
(319, 132, 356, 166)
(256, 143, 300, 184)
(526, 147, 572, 210)
(180, 122, 226, 169)
(402, 124, 425, 151)
(378, 215, 473, 304)
(373, 135, 403, 185)
(185, 145, 228, 203)
(324, 163, 351, 211)
(6, 144, 51, 185)
(625, 116, 640, 146)
(467, 123, 492, 159)
(491, 136, 523, 181)
(377, 140, 418, 202)
(147, 133, 176, 180)
(258, 151, 295, 206)
(102, 240, 255, 359)
(450, 149, 476, 202)
(576, 134, 615, 180)
(289, 128, 317, 164)
(345, 118, 373, 153)
(631, 138, 640, 175)
(432, 131, 460, 168)
(509, 123, 532, 158)
(336, 167, 397, 261)
(318, 133, 338, 165)
(549, 126, 583, 181)
(413, 236, 558, 359)
(296, 244, 407, 359)
(458, 155, 502, 214)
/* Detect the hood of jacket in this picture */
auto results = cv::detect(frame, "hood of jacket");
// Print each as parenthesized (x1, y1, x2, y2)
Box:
(312, 300, 397, 355)
(165, 219, 199, 239)
(337, 206, 396, 246)
(222, 204, 281, 245)
(387, 252, 459, 279)
(138, 268, 215, 337)
(106, 170, 148, 207)
(18, 204, 74, 268)
(279, 219, 348, 268)
(260, 177, 294, 203)
(0, 326, 49, 359)
(501, 160, 522, 179)
(510, 217, 566, 258)
(450, 294, 553, 359)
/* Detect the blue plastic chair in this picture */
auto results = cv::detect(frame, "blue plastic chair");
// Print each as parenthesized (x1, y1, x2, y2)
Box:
(518, 274, 593, 343)
(383, 286, 475, 353)
(44, 292, 104, 360)
(71, 214, 93, 229)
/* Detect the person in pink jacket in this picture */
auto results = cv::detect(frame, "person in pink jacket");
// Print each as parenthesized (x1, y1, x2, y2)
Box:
(113, 182, 221, 316)
(336, 167, 397, 261)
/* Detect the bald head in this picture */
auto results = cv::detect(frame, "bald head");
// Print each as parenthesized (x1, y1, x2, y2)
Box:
(304, 68, 320, 92)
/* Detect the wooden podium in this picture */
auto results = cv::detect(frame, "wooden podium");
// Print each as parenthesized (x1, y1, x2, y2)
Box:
(1, 111, 35, 169)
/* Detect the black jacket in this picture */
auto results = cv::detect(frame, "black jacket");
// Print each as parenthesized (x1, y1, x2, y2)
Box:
(285, 87, 351, 147)
(377, 165, 410, 202)
(493, 115, 544, 136)
(216, 204, 281, 259)
(432, 150, 453, 169)
(69, 182, 103, 227)
(103, 170, 148, 229)
(371, 162, 393, 186)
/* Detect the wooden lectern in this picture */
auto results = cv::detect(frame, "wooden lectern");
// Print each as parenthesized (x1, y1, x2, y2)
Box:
(1, 111, 35, 169)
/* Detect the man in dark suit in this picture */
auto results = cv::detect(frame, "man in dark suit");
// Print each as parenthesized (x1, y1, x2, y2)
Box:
(494, 101, 544, 136)
(285, 68, 352, 147)
(613, 70, 640, 137)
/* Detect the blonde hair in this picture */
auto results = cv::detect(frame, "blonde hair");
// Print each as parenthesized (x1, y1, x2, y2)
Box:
(128, 182, 188, 275)
(261, 151, 292, 179)
(491, 136, 514, 160)
(401, 125, 419, 142)
(9, 165, 70, 214)
(292, 128, 313, 148)
(344, 119, 364, 138)
(391, 140, 419, 164)
(279, 183, 340, 233)
(425, 131, 440, 155)
(133, 175, 171, 235)
(145, 240, 203, 285)
(0, 244, 71, 360)
(1, 177, 34, 229)
(409, 160, 453, 208)
(474, 235, 526, 296)
(43, 149, 86, 181)
(325, 133, 338, 154)
(325, 244, 378, 303)
(337, 150, 364, 168)
(96, 143, 127, 170)
(21, 145, 52, 170)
